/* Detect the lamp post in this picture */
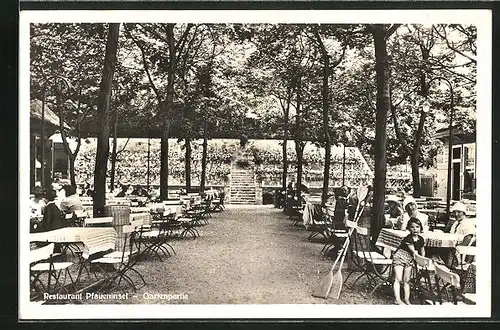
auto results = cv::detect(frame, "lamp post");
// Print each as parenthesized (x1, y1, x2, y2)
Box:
(39, 75, 70, 188)
(426, 77, 454, 221)
(147, 137, 151, 190)
(40, 86, 47, 188)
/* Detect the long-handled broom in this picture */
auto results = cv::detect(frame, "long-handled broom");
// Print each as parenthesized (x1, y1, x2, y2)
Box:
(312, 186, 372, 299)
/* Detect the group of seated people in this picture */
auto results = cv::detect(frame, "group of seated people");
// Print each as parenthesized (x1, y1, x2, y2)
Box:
(30, 182, 84, 233)
(384, 196, 476, 246)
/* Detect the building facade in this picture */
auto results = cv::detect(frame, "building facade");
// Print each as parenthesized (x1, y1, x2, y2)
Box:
(434, 127, 476, 201)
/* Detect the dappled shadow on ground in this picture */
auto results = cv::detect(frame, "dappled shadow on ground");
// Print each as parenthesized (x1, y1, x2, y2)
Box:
(82, 205, 394, 305)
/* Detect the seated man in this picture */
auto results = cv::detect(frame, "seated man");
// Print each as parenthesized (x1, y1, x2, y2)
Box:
(384, 195, 403, 228)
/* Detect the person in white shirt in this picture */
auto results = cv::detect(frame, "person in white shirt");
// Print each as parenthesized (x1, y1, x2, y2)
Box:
(449, 202, 476, 245)
(397, 197, 429, 232)
(30, 186, 46, 217)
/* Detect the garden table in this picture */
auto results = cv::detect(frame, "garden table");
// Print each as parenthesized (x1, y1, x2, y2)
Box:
(30, 227, 117, 259)
(302, 202, 322, 228)
(376, 228, 459, 251)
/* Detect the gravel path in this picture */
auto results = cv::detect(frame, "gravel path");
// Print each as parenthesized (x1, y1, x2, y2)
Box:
(88, 205, 393, 304)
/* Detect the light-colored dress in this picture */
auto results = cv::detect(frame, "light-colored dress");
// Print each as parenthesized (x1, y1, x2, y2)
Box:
(397, 211, 429, 232)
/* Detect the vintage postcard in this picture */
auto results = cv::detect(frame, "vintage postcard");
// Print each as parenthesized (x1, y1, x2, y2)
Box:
(19, 9, 491, 319)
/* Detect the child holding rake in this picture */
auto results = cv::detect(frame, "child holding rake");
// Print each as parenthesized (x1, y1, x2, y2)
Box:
(392, 217, 425, 305)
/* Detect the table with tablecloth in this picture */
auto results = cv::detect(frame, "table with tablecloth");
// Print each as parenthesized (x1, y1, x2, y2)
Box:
(30, 227, 117, 259)
(377, 228, 459, 251)
(302, 203, 322, 228)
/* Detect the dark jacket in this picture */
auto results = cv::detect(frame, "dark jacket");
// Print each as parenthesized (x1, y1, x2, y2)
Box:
(40, 202, 66, 232)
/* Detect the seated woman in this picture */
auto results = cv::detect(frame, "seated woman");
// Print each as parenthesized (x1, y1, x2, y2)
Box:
(131, 184, 149, 198)
(333, 186, 349, 223)
(396, 197, 429, 232)
(30, 186, 46, 218)
(60, 184, 83, 215)
(38, 187, 66, 232)
(448, 202, 476, 246)
(115, 183, 130, 197)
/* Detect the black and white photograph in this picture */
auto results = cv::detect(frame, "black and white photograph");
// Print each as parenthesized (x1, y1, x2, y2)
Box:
(19, 9, 491, 319)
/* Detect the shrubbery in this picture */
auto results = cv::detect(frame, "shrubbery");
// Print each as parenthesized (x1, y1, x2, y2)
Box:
(74, 138, 374, 187)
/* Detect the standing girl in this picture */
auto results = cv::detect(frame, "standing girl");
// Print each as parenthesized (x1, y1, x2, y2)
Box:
(392, 217, 425, 305)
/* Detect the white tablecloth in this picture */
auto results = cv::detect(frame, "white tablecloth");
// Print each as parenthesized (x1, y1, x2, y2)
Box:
(30, 227, 117, 259)
(377, 228, 459, 251)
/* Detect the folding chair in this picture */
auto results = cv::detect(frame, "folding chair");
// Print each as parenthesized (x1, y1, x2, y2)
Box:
(344, 221, 393, 296)
(321, 219, 349, 259)
(452, 245, 476, 289)
(135, 214, 175, 261)
(211, 192, 225, 212)
(411, 254, 436, 304)
(65, 210, 89, 227)
(433, 263, 473, 305)
(91, 225, 146, 293)
(184, 204, 210, 226)
(307, 207, 331, 241)
(30, 243, 74, 299)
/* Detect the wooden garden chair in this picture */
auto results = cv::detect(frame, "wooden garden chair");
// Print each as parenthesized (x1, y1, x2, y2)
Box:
(30, 243, 75, 300)
(91, 225, 146, 293)
(433, 263, 474, 305)
(343, 221, 393, 296)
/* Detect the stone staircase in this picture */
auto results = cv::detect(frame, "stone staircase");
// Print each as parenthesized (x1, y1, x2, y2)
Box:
(229, 168, 256, 204)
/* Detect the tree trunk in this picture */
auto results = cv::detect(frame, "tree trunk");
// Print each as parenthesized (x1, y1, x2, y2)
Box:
(296, 142, 304, 199)
(321, 56, 331, 207)
(56, 81, 80, 189)
(282, 93, 290, 192)
(93, 23, 120, 217)
(69, 155, 77, 188)
(295, 75, 303, 199)
(371, 25, 391, 240)
(110, 110, 118, 191)
(185, 138, 192, 191)
(160, 122, 170, 200)
(200, 117, 208, 193)
(410, 153, 421, 198)
(159, 23, 176, 200)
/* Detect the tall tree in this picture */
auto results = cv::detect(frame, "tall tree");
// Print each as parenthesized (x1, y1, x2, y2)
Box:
(93, 23, 121, 217)
(312, 26, 347, 206)
(125, 23, 194, 199)
(368, 23, 400, 239)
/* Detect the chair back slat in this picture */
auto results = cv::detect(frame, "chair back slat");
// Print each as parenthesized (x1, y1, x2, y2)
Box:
(84, 217, 113, 227)
(30, 243, 55, 264)
(163, 200, 181, 206)
(345, 220, 357, 229)
(130, 219, 144, 230)
(415, 254, 434, 269)
(435, 263, 461, 287)
(355, 226, 369, 236)
(455, 245, 476, 256)
(122, 224, 136, 234)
